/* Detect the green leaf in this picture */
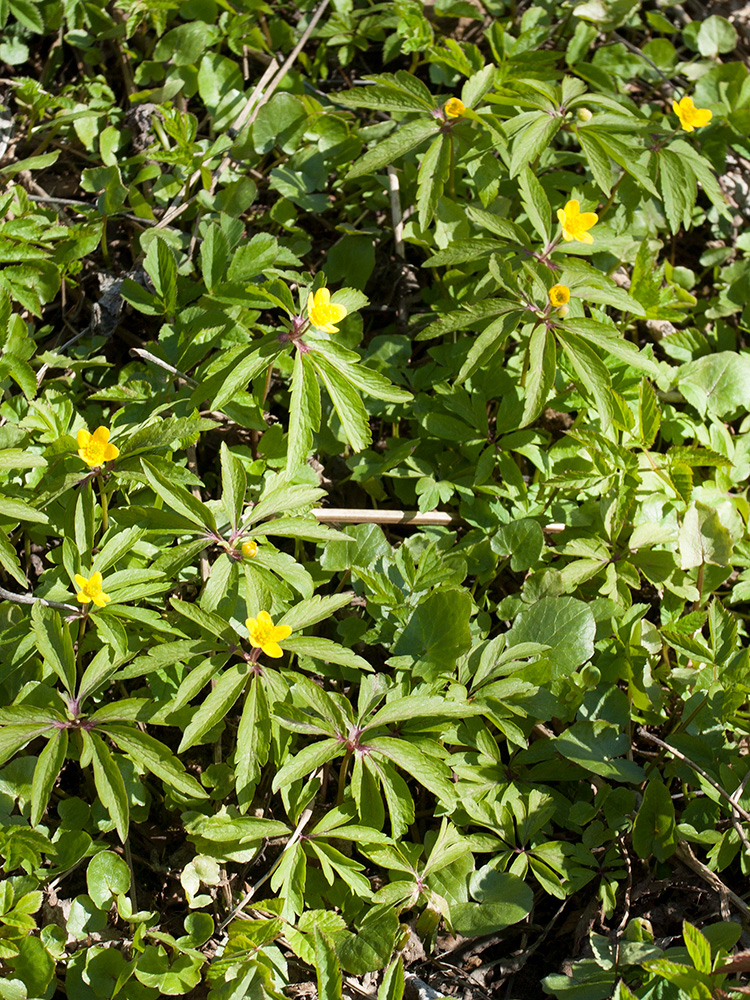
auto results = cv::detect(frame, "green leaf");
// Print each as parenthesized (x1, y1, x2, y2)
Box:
(309, 353, 372, 452)
(509, 115, 562, 178)
(367, 737, 455, 805)
(235, 675, 270, 810)
(220, 442, 246, 532)
(638, 379, 660, 448)
(378, 957, 405, 1000)
(577, 130, 613, 194)
(660, 149, 693, 234)
(683, 921, 711, 974)
(276, 592, 354, 643)
(696, 15, 737, 56)
(31, 604, 76, 695)
(331, 906, 399, 975)
(287, 351, 321, 472)
(86, 731, 129, 842)
(456, 311, 521, 384)
(246, 482, 326, 526)
(0, 495, 48, 523)
(509, 596, 595, 672)
(346, 120, 441, 180)
(518, 166, 551, 243)
(272, 738, 346, 791)
(283, 636, 373, 672)
(632, 778, 677, 861)
(103, 725, 208, 799)
(87, 851, 130, 909)
(417, 134, 450, 231)
(521, 325, 556, 427)
(556, 721, 645, 783)
(142, 458, 217, 532)
(178, 664, 248, 753)
(0, 528, 28, 587)
(200, 224, 229, 293)
(391, 590, 472, 679)
(30, 729, 68, 826)
(212, 349, 270, 412)
(315, 928, 342, 1000)
(144, 237, 177, 314)
(450, 871, 533, 935)
(678, 352, 750, 419)
(678, 502, 733, 570)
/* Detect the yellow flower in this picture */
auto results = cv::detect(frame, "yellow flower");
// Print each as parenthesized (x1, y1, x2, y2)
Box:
(672, 96, 712, 133)
(549, 284, 570, 307)
(74, 571, 111, 608)
(241, 540, 258, 559)
(307, 288, 348, 334)
(556, 200, 598, 244)
(443, 98, 465, 119)
(246, 611, 292, 659)
(77, 426, 119, 468)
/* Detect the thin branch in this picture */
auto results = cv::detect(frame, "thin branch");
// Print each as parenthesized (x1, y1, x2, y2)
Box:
(639, 729, 750, 825)
(217, 770, 322, 933)
(130, 349, 198, 387)
(674, 839, 750, 920)
(0, 586, 78, 613)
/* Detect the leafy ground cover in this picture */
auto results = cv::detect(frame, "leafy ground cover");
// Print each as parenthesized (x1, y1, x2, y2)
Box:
(1, 0, 750, 997)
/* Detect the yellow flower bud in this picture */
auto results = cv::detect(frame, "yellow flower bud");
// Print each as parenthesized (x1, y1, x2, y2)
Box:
(242, 540, 258, 559)
(576, 107, 593, 122)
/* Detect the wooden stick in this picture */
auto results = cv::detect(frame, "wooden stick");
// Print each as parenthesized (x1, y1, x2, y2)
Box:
(312, 508, 455, 526)
(311, 508, 566, 532)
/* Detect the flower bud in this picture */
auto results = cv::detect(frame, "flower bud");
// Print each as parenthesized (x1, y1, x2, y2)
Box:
(242, 540, 258, 559)
(443, 98, 465, 119)
(556, 305, 569, 319)
(576, 107, 593, 122)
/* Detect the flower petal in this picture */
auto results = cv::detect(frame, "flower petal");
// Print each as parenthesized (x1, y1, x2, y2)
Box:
(262, 642, 283, 658)
(76, 429, 91, 448)
(314, 288, 331, 307)
(74, 574, 87, 589)
(564, 199, 580, 218)
(328, 304, 348, 323)
(556, 209, 567, 227)
(103, 443, 120, 462)
(256, 611, 274, 628)
(92, 427, 110, 444)
(77, 592, 91, 604)
(578, 212, 598, 229)
(270, 625, 292, 643)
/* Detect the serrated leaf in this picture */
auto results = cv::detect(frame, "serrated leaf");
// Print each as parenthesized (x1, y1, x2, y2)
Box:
(417, 134, 450, 231)
(518, 166, 551, 243)
(638, 379, 660, 448)
(346, 120, 441, 180)
(30, 730, 68, 826)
